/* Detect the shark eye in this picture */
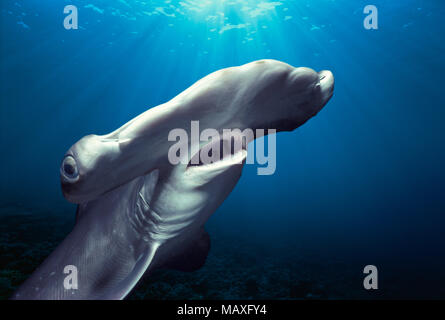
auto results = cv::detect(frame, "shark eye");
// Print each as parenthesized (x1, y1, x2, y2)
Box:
(61, 155, 79, 182)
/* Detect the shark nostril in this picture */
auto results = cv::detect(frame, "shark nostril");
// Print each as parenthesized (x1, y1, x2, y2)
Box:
(318, 70, 334, 92)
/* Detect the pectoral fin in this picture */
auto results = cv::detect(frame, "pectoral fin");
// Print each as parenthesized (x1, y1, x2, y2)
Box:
(163, 228, 211, 272)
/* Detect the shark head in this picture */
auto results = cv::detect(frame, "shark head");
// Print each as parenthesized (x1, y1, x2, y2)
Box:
(60, 60, 334, 204)
(60, 60, 334, 205)
(18, 59, 335, 300)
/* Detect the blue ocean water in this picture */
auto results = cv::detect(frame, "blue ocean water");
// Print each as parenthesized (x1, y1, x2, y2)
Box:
(0, 0, 444, 299)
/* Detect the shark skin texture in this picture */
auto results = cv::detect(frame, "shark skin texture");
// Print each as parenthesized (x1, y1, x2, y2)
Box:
(12, 60, 334, 300)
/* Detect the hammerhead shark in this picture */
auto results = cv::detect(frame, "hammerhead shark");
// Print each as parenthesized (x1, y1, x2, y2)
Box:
(12, 60, 334, 299)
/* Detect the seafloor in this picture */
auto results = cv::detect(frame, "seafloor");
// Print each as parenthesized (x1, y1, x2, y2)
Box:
(0, 204, 440, 300)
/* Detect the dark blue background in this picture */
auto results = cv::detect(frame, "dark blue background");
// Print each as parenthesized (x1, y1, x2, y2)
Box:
(1, 0, 444, 298)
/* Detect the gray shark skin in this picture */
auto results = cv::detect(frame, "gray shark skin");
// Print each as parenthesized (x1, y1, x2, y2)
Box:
(12, 60, 334, 300)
